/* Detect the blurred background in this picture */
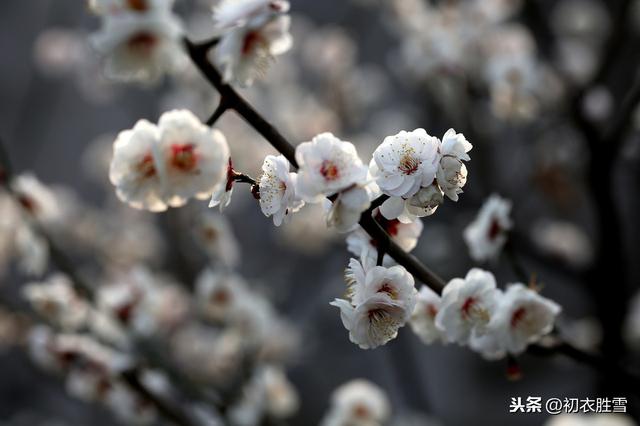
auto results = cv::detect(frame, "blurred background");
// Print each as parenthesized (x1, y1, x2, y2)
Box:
(1, 0, 640, 425)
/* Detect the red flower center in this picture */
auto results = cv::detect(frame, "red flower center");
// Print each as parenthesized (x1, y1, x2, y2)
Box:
(242, 31, 263, 55)
(320, 160, 340, 181)
(488, 218, 502, 240)
(136, 153, 156, 178)
(510, 307, 527, 329)
(127, 32, 158, 55)
(170, 144, 198, 172)
(126, 0, 148, 11)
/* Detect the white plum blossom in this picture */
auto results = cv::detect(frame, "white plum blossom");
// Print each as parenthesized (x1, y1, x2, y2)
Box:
(372, 128, 471, 221)
(463, 194, 513, 262)
(110, 109, 230, 212)
(193, 212, 240, 268)
(11, 173, 64, 225)
(259, 154, 304, 226)
(213, 0, 292, 86)
(489, 283, 561, 354)
(91, 7, 183, 83)
(23, 274, 90, 331)
(320, 379, 390, 426)
(295, 133, 368, 203)
(324, 183, 373, 233)
(435, 268, 501, 345)
(436, 128, 472, 201)
(195, 269, 251, 323)
(331, 258, 416, 349)
(370, 129, 440, 199)
(409, 285, 443, 344)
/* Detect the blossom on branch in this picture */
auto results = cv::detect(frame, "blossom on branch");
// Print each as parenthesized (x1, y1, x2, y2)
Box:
(110, 109, 229, 212)
(488, 283, 561, 355)
(372, 128, 471, 222)
(435, 268, 500, 345)
(213, 0, 292, 87)
(259, 154, 304, 226)
(91, 5, 184, 83)
(331, 258, 416, 349)
(295, 132, 368, 203)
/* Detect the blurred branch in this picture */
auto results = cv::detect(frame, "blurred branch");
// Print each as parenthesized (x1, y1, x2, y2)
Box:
(0, 138, 204, 426)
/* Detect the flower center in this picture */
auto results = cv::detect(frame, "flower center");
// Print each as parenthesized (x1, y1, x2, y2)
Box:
(136, 153, 156, 179)
(426, 304, 438, 319)
(210, 289, 230, 306)
(510, 307, 527, 329)
(320, 160, 340, 181)
(488, 218, 502, 240)
(127, 32, 158, 55)
(170, 144, 198, 172)
(378, 283, 398, 300)
(353, 403, 370, 419)
(126, 0, 148, 11)
(399, 154, 420, 175)
(242, 31, 264, 55)
(18, 195, 38, 214)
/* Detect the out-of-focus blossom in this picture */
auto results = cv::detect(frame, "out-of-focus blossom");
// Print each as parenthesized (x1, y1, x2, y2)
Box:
(295, 133, 368, 202)
(172, 324, 244, 385)
(193, 212, 240, 267)
(97, 267, 189, 336)
(259, 154, 304, 226)
(23, 274, 90, 331)
(435, 268, 500, 345)
(11, 173, 64, 225)
(582, 86, 614, 122)
(320, 379, 391, 426)
(463, 194, 512, 262)
(213, 0, 292, 86)
(331, 258, 416, 349)
(409, 285, 443, 344)
(196, 268, 250, 323)
(91, 6, 184, 83)
(544, 413, 636, 426)
(110, 110, 230, 212)
(531, 219, 593, 267)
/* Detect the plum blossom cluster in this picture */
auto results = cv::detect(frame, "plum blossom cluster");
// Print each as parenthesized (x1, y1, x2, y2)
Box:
(110, 109, 230, 212)
(385, 0, 561, 121)
(0, 173, 69, 277)
(409, 268, 561, 359)
(331, 257, 417, 349)
(371, 128, 472, 222)
(89, 0, 293, 86)
(213, 0, 293, 86)
(27, 325, 159, 424)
